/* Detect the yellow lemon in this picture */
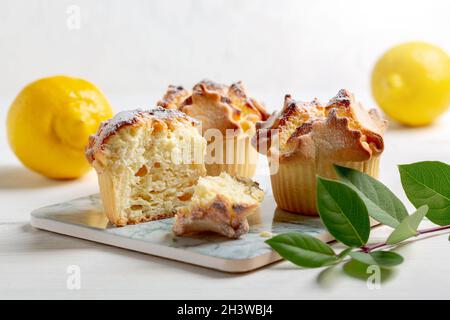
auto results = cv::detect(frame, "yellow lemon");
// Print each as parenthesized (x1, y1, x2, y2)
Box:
(7, 75, 113, 179)
(371, 41, 450, 126)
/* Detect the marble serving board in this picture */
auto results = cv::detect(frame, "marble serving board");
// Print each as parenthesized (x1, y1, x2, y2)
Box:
(30, 176, 336, 273)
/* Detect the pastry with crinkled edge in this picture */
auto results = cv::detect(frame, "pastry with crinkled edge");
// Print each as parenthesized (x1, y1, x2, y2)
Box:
(157, 85, 190, 110)
(253, 89, 387, 215)
(173, 172, 264, 239)
(86, 107, 207, 226)
(158, 80, 269, 177)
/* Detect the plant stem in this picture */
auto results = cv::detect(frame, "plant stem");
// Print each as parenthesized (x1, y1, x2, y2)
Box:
(365, 242, 387, 252)
(360, 224, 450, 253)
(417, 224, 450, 235)
(360, 245, 370, 253)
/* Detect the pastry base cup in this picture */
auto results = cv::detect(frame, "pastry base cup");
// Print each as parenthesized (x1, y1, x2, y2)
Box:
(97, 171, 128, 226)
(205, 134, 258, 178)
(97, 170, 176, 226)
(270, 155, 380, 215)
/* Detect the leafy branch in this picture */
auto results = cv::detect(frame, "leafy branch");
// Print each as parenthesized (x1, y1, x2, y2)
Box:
(266, 161, 450, 278)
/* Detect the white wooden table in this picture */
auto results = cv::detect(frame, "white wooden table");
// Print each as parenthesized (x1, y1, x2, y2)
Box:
(1, 95, 449, 300)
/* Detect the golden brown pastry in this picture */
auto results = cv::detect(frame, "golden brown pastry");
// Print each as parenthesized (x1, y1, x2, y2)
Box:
(253, 89, 387, 215)
(158, 80, 269, 177)
(173, 172, 264, 239)
(86, 107, 206, 226)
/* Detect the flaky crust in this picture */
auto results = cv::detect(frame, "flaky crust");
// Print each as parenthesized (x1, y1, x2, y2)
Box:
(157, 80, 269, 135)
(85, 107, 199, 171)
(157, 85, 190, 110)
(172, 176, 264, 239)
(253, 89, 387, 162)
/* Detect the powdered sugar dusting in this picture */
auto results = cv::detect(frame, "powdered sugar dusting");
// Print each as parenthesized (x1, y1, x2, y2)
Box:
(326, 88, 351, 107)
(85, 107, 198, 163)
(254, 89, 386, 158)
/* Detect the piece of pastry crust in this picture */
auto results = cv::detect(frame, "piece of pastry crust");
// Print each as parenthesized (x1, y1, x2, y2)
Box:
(253, 89, 387, 162)
(173, 172, 264, 239)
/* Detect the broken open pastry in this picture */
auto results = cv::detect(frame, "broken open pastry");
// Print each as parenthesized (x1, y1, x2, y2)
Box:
(158, 80, 269, 178)
(254, 89, 387, 215)
(86, 107, 206, 226)
(173, 172, 264, 239)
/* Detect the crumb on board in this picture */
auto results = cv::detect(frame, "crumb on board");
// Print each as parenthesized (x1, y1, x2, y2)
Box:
(259, 231, 273, 238)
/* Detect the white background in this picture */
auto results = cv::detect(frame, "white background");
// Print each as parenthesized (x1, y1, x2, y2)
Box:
(1, 0, 450, 299)
(1, 0, 450, 105)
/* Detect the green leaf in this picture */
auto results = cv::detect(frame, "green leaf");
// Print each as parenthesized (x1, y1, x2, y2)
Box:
(349, 251, 403, 267)
(334, 165, 408, 227)
(386, 205, 428, 244)
(399, 161, 450, 226)
(336, 247, 354, 262)
(343, 259, 394, 282)
(316, 177, 370, 247)
(265, 232, 337, 268)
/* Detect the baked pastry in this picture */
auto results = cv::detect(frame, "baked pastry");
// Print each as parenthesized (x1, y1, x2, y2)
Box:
(86, 107, 206, 226)
(253, 89, 386, 215)
(173, 172, 264, 238)
(158, 80, 269, 177)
